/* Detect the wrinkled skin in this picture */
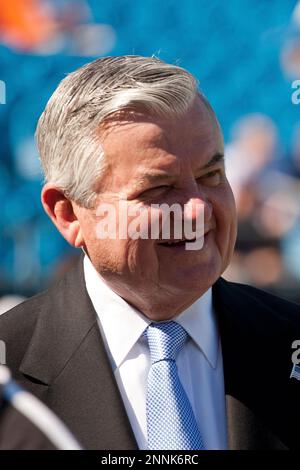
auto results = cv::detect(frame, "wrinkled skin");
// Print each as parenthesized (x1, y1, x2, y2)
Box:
(42, 96, 237, 320)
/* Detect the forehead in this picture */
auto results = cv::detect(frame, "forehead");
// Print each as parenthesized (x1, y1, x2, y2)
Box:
(99, 98, 223, 183)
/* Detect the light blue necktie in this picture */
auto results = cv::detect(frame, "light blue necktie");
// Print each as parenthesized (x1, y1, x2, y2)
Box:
(144, 321, 205, 450)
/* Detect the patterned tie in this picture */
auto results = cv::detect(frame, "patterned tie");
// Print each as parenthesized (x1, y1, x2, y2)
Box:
(144, 321, 205, 450)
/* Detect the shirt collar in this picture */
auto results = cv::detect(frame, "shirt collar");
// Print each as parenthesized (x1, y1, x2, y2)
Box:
(174, 288, 219, 369)
(83, 254, 219, 370)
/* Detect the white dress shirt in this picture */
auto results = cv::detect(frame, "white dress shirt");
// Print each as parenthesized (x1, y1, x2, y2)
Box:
(83, 254, 228, 450)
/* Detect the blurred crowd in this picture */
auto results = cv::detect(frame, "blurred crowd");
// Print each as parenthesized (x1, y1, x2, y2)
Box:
(0, 0, 116, 55)
(0, 0, 300, 312)
(224, 114, 300, 303)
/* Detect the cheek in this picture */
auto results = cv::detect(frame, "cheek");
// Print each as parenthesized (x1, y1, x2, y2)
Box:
(80, 221, 98, 251)
(126, 239, 160, 276)
(80, 215, 124, 270)
(82, 210, 160, 276)
(99, 238, 160, 280)
(213, 188, 237, 247)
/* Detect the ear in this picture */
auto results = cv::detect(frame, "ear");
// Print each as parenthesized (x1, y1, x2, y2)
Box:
(41, 183, 84, 248)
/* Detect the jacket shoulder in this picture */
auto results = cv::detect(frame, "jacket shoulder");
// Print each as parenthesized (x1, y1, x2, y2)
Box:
(0, 284, 57, 335)
(0, 255, 85, 375)
(0, 278, 65, 371)
(216, 278, 300, 327)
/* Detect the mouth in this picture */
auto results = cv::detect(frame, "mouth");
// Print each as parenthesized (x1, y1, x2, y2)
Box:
(157, 238, 195, 247)
(157, 229, 211, 249)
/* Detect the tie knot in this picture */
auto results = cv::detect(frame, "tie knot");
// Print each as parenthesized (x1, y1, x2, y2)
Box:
(144, 321, 188, 365)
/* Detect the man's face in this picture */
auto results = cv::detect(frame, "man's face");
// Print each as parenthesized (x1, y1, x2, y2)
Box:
(76, 96, 237, 319)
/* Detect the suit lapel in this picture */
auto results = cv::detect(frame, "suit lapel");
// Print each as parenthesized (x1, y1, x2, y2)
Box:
(225, 395, 287, 450)
(213, 278, 288, 449)
(19, 254, 138, 450)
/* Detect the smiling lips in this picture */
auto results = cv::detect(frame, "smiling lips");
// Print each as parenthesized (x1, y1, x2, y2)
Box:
(159, 238, 193, 246)
(157, 228, 211, 247)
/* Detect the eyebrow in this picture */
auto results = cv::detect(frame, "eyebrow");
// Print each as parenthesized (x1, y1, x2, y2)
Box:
(137, 173, 175, 185)
(202, 152, 224, 169)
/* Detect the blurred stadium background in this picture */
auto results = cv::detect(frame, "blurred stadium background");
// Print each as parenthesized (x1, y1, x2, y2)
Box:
(0, 0, 300, 313)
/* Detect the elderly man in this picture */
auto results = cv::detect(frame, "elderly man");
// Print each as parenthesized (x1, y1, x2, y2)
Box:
(0, 56, 299, 450)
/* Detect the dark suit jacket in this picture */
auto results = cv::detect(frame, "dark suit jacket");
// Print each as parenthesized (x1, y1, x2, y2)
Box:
(0, 254, 299, 450)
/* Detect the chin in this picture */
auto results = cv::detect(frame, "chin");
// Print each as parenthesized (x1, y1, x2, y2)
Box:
(166, 260, 222, 292)
(145, 311, 180, 322)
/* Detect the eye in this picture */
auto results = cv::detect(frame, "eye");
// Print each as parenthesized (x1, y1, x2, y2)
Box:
(138, 185, 171, 200)
(197, 169, 222, 186)
(204, 170, 219, 178)
(145, 185, 170, 194)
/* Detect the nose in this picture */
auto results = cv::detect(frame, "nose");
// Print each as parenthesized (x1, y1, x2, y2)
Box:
(177, 176, 213, 222)
(184, 196, 213, 225)
(162, 181, 214, 241)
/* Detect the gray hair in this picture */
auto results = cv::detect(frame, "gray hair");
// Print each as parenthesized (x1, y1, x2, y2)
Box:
(36, 55, 199, 208)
